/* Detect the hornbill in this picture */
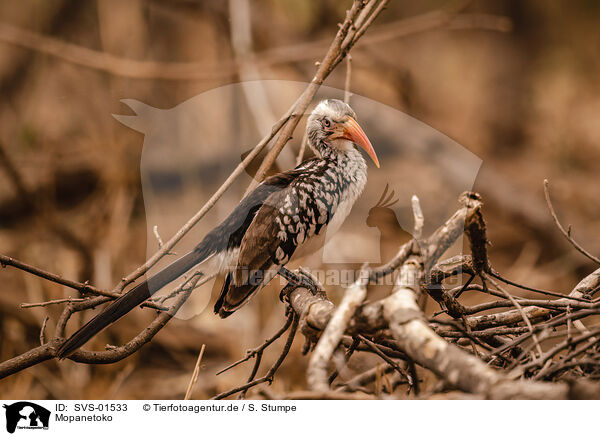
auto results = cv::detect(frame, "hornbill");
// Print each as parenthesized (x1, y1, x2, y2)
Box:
(56, 99, 379, 358)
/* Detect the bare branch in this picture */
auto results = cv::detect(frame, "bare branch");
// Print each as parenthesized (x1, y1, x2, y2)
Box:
(212, 313, 299, 399)
(343, 54, 353, 104)
(307, 277, 368, 391)
(39, 316, 49, 346)
(0, 254, 167, 311)
(411, 195, 424, 241)
(184, 344, 206, 400)
(544, 179, 600, 264)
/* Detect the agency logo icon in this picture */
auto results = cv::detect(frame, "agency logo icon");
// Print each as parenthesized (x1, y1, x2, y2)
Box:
(2, 402, 50, 433)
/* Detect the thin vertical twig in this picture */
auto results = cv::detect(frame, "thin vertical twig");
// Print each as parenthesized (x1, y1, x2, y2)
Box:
(344, 54, 352, 104)
(296, 130, 308, 167)
(184, 344, 206, 400)
(411, 194, 424, 241)
(39, 316, 49, 346)
(152, 225, 164, 248)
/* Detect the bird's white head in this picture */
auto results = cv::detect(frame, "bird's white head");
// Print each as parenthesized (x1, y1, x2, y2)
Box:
(306, 99, 379, 168)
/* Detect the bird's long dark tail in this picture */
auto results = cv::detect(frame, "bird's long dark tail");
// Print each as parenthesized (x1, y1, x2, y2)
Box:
(56, 248, 211, 359)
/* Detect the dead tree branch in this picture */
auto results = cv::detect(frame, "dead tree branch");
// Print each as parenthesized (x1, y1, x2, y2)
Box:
(282, 192, 600, 399)
(543, 179, 600, 265)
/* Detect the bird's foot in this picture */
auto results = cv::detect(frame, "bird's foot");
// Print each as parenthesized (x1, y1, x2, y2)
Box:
(278, 267, 322, 302)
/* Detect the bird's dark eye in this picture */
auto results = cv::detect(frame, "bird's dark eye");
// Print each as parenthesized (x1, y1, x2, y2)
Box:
(322, 118, 331, 128)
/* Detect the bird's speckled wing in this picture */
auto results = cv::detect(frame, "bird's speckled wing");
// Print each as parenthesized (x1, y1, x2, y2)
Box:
(214, 158, 343, 317)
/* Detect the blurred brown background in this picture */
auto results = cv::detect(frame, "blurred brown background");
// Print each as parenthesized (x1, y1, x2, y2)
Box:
(0, 0, 599, 399)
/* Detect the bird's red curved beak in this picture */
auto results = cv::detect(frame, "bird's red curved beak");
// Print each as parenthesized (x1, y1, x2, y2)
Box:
(342, 117, 380, 168)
